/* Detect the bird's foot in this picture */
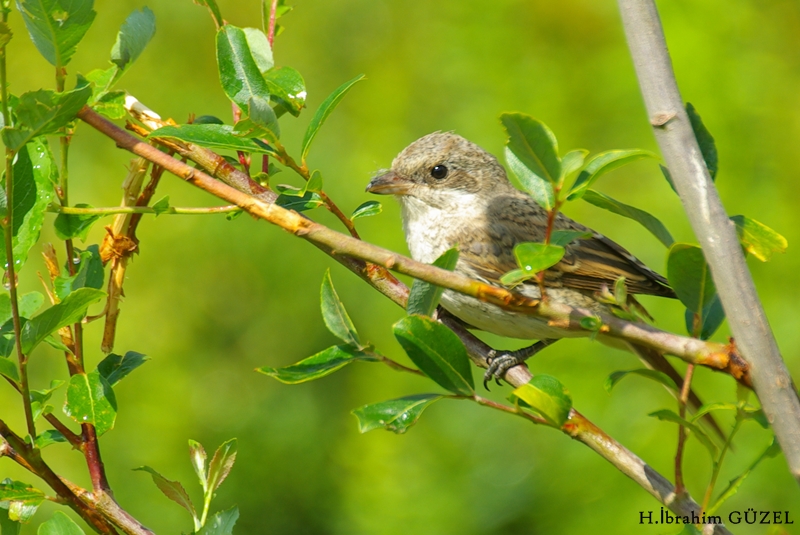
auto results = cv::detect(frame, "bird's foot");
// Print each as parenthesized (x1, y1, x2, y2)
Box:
(483, 339, 557, 389)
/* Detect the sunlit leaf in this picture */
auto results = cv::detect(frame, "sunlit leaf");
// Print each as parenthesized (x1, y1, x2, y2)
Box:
(567, 149, 653, 200)
(54, 245, 104, 301)
(513, 242, 564, 275)
(34, 429, 66, 449)
(64, 371, 116, 435)
(150, 124, 278, 156)
(350, 200, 381, 221)
(730, 215, 787, 262)
(216, 25, 271, 111)
(16, 0, 96, 67)
(604, 368, 678, 394)
(264, 66, 306, 117)
(504, 147, 554, 211)
(257, 344, 378, 384)
(352, 394, 443, 434)
(20, 288, 104, 354)
(53, 204, 101, 241)
(111, 7, 156, 72)
(197, 507, 239, 535)
(188, 440, 208, 490)
(2, 87, 92, 150)
(301, 74, 364, 162)
(501, 112, 560, 184)
(511, 375, 572, 427)
(207, 438, 237, 493)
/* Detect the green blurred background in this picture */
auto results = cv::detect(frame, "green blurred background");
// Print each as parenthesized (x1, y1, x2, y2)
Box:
(2, 0, 799, 533)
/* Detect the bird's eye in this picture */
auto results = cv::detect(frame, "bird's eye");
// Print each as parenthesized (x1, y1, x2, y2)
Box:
(431, 164, 448, 179)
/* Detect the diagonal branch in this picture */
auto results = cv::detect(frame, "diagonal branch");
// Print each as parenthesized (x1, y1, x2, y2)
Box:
(617, 0, 800, 483)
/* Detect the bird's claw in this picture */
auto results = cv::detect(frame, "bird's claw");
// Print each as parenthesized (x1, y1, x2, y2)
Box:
(483, 352, 525, 390)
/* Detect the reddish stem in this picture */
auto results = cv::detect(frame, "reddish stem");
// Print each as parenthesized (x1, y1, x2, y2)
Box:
(267, 0, 279, 46)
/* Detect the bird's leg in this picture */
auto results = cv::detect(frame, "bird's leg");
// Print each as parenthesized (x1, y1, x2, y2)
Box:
(484, 339, 558, 389)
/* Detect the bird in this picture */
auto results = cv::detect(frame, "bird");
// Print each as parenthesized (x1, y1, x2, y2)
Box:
(366, 131, 718, 433)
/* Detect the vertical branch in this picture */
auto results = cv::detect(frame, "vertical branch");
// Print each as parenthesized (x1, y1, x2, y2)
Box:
(267, 0, 279, 46)
(616, 0, 800, 482)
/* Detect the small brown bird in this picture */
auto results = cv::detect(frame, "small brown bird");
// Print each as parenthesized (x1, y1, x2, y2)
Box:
(367, 132, 714, 424)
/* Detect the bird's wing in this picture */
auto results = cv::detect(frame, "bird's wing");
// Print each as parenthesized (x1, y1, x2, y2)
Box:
(457, 193, 675, 298)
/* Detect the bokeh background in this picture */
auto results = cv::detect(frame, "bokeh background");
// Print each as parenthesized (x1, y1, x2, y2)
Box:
(2, 0, 799, 533)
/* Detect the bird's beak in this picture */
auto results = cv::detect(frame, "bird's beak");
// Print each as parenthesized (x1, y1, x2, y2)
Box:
(366, 171, 412, 195)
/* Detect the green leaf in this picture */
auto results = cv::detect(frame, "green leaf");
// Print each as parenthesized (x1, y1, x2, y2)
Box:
(498, 268, 529, 287)
(504, 146, 555, 211)
(207, 438, 237, 493)
(216, 25, 271, 111)
(0, 481, 45, 504)
(559, 149, 588, 181)
(604, 368, 678, 394)
(257, 344, 378, 384)
(0, 481, 45, 522)
(111, 7, 156, 72)
(513, 242, 565, 276)
(301, 74, 364, 162)
(133, 466, 197, 520)
(393, 315, 474, 396)
(0, 21, 12, 48)
(667, 243, 716, 314)
(151, 195, 170, 216)
(150, 124, 278, 156)
(352, 394, 443, 434)
(53, 203, 100, 240)
(708, 439, 781, 515)
(350, 200, 382, 221)
(96, 351, 149, 386)
(264, 66, 306, 117)
(511, 375, 572, 427)
(197, 507, 239, 535)
(0, 357, 19, 383)
(20, 287, 104, 353)
(730, 215, 787, 262)
(0, 141, 57, 270)
(64, 371, 116, 435)
(689, 402, 738, 424)
(92, 90, 126, 119)
(684, 294, 725, 340)
(582, 189, 674, 248)
(30, 379, 64, 420)
(232, 96, 280, 141)
(242, 28, 273, 75)
(686, 103, 717, 181)
(407, 248, 459, 317)
(649, 409, 718, 458)
(320, 270, 361, 347)
(500, 112, 560, 185)
(188, 440, 208, 490)
(193, 0, 223, 27)
(54, 245, 104, 301)
(549, 230, 592, 247)
(2, 86, 92, 150)
(37, 511, 84, 535)
(275, 190, 323, 212)
(567, 149, 653, 200)
(0, 292, 45, 322)
(303, 170, 323, 194)
(16, 0, 96, 67)
(0, 503, 20, 535)
(34, 429, 66, 449)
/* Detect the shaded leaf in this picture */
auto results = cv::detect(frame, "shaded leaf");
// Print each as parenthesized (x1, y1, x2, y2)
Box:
(97, 351, 149, 386)
(207, 438, 237, 493)
(111, 7, 156, 71)
(320, 270, 360, 347)
(604, 368, 678, 394)
(54, 245, 103, 300)
(54, 204, 100, 241)
(275, 190, 323, 212)
(684, 294, 725, 340)
(500, 113, 560, 184)
(0, 357, 19, 383)
(582, 189, 673, 248)
(16, 0, 96, 67)
(352, 394, 443, 434)
(257, 344, 378, 384)
(20, 288, 104, 353)
(708, 439, 781, 515)
(567, 149, 653, 200)
(393, 315, 474, 396)
(197, 507, 239, 535)
(511, 375, 572, 427)
(63, 371, 116, 435)
(350, 200, 381, 221)
(667, 243, 716, 314)
(34, 430, 66, 449)
(686, 103, 717, 180)
(151, 196, 170, 216)
(150, 124, 278, 156)
(134, 466, 197, 520)
(30, 379, 64, 420)
(301, 74, 364, 162)
(730, 215, 787, 262)
(504, 146, 554, 211)
(407, 248, 459, 317)
(649, 409, 718, 458)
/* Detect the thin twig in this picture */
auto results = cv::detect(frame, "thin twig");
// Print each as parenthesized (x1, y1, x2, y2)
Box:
(49, 204, 240, 216)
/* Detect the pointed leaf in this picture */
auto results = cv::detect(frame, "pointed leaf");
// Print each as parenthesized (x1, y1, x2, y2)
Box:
(96, 351, 149, 386)
(567, 149, 653, 200)
(53, 204, 101, 240)
(20, 288, 104, 353)
(301, 74, 364, 161)
(0, 481, 45, 503)
(188, 440, 208, 490)
(707, 439, 780, 515)
(500, 113, 560, 184)
(320, 270, 360, 347)
(684, 293, 725, 340)
(730, 215, 787, 262)
(257, 344, 378, 384)
(560, 149, 588, 181)
(504, 147, 554, 210)
(197, 507, 239, 535)
(216, 25, 271, 111)
(37, 511, 84, 535)
(34, 430, 66, 449)
(689, 402, 738, 424)
(0, 357, 19, 383)
(582, 189, 673, 248)
(264, 66, 306, 117)
(511, 375, 572, 427)
(407, 248, 459, 317)
(649, 409, 718, 458)
(150, 124, 278, 156)
(513, 242, 564, 275)
(233, 96, 280, 141)
(54, 246, 104, 300)
(393, 315, 474, 395)
(2, 87, 92, 150)
(667, 244, 716, 314)
(498, 268, 528, 287)
(275, 190, 323, 212)
(207, 438, 237, 493)
(352, 394, 443, 434)
(242, 28, 273, 74)
(350, 200, 382, 221)
(133, 466, 197, 520)
(549, 230, 592, 247)
(302, 170, 323, 195)
(16, 0, 96, 67)
(111, 7, 156, 72)
(64, 371, 116, 435)
(686, 103, 717, 181)
(604, 368, 678, 394)
(30, 379, 64, 420)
